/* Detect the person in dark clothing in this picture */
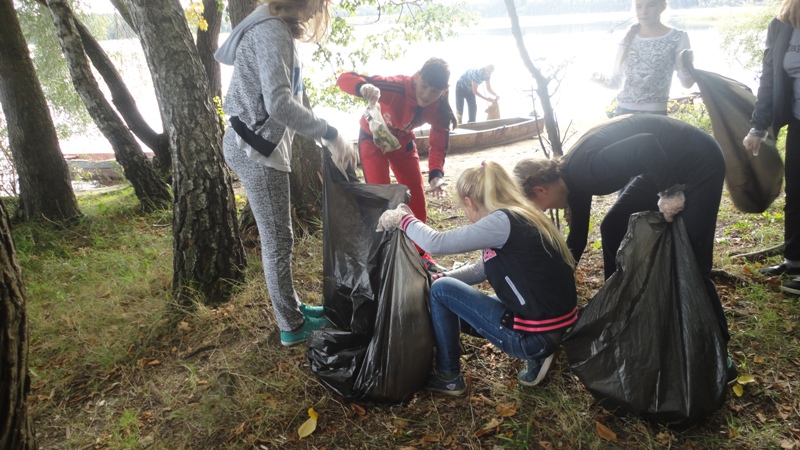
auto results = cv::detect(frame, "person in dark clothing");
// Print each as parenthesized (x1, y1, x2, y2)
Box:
(377, 161, 576, 395)
(743, 0, 800, 296)
(514, 114, 730, 344)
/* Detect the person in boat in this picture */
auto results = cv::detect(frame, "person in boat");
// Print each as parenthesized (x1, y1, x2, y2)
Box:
(337, 58, 458, 273)
(376, 161, 576, 395)
(455, 65, 498, 123)
(513, 114, 731, 347)
(591, 0, 694, 116)
(743, 0, 800, 297)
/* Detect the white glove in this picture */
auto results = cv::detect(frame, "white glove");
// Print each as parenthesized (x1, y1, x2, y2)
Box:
(360, 84, 381, 105)
(323, 134, 358, 176)
(658, 191, 685, 223)
(376, 203, 413, 232)
(743, 128, 767, 156)
(425, 176, 447, 199)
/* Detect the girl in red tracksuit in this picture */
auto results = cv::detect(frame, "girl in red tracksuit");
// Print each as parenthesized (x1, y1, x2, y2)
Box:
(337, 58, 457, 272)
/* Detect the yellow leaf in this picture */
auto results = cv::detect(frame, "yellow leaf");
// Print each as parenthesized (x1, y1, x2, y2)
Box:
(298, 408, 318, 438)
(737, 375, 756, 385)
(732, 384, 744, 397)
(754, 355, 764, 364)
(178, 321, 191, 332)
(595, 421, 617, 442)
(99, 290, 111, 298)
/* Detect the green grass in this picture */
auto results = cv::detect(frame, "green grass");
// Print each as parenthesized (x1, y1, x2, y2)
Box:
(15, 180, 800, 449)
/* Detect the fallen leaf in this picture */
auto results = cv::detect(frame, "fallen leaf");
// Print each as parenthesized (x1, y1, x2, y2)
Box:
(539, 442, 554, 450)
(99, 290, 111, 298)
(482, 418, 502, 430)
(596, 422, 617, 442)
(780, 439, 795, 449)
(178, 321, 191, 332)
(756, 412, 767, 423)
(350, 403, 366, 416)
(496, 401, 517, 417)
(737, 375, 756, 385)
(656, 431, 673, 445)
(298, 407, 318, 438)
(147, 360, 160, 366)
(422, 434, 440, 443)
(754, 355, 764, 364)
(733, 384, 744, 397)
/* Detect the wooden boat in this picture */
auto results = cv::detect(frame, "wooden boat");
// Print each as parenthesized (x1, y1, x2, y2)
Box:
(414, 117, 545, 156)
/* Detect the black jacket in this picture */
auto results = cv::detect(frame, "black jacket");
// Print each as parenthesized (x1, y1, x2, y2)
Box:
(752, 17, 795, 133)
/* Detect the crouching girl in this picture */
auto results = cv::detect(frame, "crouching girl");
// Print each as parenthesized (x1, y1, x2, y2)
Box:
(376, 161, 577, 395)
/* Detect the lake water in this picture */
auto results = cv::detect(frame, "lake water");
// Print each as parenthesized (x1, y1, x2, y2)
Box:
(61, 6, 762, 155)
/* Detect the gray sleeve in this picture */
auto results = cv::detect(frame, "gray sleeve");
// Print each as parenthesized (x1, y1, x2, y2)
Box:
(404, 210, 511, 254)
(443, 257, 487, 285)
(250, 21, 329, 139)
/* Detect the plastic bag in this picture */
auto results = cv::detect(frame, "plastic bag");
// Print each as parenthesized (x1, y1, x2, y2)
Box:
(562, 212, 727, 427)
(308, 150, 434, 403)
(682, 52, 784, 213)
(364, 102, 400, 154)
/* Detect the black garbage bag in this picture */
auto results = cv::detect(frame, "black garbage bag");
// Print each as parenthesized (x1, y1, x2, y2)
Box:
(319, 152, 409, 335)
(308, 151, 434, 403)
(682, 53, 784, 213)
(562, 212, 727, 427)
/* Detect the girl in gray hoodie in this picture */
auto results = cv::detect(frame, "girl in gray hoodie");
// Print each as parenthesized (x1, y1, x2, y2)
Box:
(215, 0, 357, 346)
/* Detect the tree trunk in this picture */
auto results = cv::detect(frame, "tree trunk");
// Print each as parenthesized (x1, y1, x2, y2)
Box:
(229, 0, 257, 28)
(46, 0, 171, 212)
(0, 0, 81, 222)
(73, 18, 171, 175)
(127, 0, 246, 306)
(288, 134, 323, 235)
(197, 0, 222, 100)
(503, 0, 563, 157)
(0, 200, 37, 450)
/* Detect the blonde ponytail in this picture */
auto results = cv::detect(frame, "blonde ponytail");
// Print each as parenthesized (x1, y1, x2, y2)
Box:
(457, 162, 575, 268)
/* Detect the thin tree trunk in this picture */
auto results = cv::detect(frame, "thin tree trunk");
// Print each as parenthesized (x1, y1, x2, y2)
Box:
(503, 0, 562, 157)
(127, 0, 246, 306)
(197, 0, 222, 100)
(0, 0, 81, 223)
(47, 0, 171, 211)
(73, 19, 170, 174)
(0, 199, 37, 450)
(229, 0, 258, 28)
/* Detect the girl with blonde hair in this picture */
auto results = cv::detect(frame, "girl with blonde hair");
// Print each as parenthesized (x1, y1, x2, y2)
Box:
(377, 161, 577, 395)
(215, 0, 357, 347)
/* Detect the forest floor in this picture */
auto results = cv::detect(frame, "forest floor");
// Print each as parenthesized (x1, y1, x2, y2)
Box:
(18, 136, 800, 449)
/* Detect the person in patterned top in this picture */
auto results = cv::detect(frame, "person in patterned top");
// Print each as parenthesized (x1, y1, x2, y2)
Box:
(592, 0, 694, 116)
(455, 65, 498, 123)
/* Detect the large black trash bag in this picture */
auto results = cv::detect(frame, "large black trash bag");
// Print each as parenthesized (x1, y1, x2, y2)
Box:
(308, 151, 434, 403)
(682, 53, 784, 213)
(352, 230, 434, 402)
(319, 151, 409, 335)
(562, 212, 727, 427)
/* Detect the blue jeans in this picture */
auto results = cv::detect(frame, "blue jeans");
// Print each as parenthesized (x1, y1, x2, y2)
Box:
(429, 277, 558, 375)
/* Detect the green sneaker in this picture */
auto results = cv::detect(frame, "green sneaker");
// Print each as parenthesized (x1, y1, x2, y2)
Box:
(280, 316, 331, 347)
(299, 302, 325, 318)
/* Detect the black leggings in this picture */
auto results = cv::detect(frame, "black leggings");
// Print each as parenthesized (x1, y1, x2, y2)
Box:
(599, 131, 730, 342)
(784, 119, 800, 261)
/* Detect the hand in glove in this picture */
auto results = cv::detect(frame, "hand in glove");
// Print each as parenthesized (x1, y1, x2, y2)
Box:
(323, 134, 358, 176)
(376, 203, 413, 232)
(742, 128, 767, 156)
(360, 84, 381, 105)
(657, 190, 685, 223)
(425, 176, 447, 199)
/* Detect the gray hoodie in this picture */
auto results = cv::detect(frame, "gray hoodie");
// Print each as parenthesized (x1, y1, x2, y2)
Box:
(215, 5, 336, 168)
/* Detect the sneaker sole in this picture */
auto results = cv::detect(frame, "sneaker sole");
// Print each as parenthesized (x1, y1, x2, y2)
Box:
(780, 285, 800, 296)
(519, 353, 555, 387)
(280, 338, 308, 347)
(424, 386, 466, 396)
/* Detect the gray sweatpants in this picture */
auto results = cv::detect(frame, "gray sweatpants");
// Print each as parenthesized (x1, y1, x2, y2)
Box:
(223, 131, 303, 331)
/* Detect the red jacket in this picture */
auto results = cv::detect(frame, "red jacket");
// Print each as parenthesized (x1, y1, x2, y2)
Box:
(337, 72, 450, 178)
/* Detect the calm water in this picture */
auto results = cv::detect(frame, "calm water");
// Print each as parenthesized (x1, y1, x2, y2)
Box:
(61, 7, 761, 154)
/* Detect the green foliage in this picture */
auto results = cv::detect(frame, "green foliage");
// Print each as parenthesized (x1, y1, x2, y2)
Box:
(669, 95, 713, 133)
(15, 0, 94, 140)
(306, 1, 478, 110)
(718, 3, 776, 72)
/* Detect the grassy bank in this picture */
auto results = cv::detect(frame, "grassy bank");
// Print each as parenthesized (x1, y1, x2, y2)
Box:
(16, 176, 800, 449)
